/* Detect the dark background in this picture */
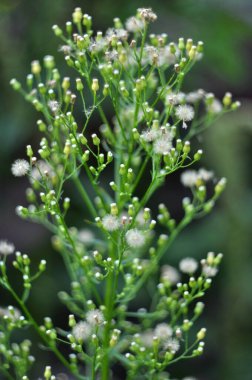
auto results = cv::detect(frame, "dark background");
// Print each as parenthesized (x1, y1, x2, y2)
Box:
(0, 0, 252, 379)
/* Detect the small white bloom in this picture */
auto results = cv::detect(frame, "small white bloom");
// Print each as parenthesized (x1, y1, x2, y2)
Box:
(198, 168, 214, 182)
(179, 257, 198, 274)
(140, 330, 154, 347)
(11, 159, 29, 177)
(138, 8, 157, 22)
(0, 240, 15, 256)
(186, 91, 204, 103)
(102, 215, 120, 232)
(58, 45, 72, 54)
(31, 160, 53, 181)
(125, 229, 145, 248)
(86, 309, 104, 326)
(72, 321, 91, 342)
(140, 129, 160, 142)
(175, 104, 195, 121)
(153, 134, 173, 155)
(48, 100, 60, 113)
(125, 16, 145, 32)
(0, 306, 21, 321)
(78, 229, 94, 244)
(207, 99, 223, 114)
(164, 338, 180, 353)
(154, 323, 173, 340)
(161, 265, 180, 285)
(202, 265, 218, 277)
(166, 92, 185, 106)
(180, 170, 198, 187)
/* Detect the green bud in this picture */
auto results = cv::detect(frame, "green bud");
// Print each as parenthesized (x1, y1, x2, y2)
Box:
(10, 78, 21, 91)
(76, 78, 84, 91)
(52, 24, 63, 36)
(92, 133, 100, 146)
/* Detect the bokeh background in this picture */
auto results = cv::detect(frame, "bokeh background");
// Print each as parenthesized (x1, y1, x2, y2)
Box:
(0, 0, 252, 379)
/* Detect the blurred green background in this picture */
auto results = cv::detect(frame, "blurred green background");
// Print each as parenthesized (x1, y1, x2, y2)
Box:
(0, 0, 252, 379)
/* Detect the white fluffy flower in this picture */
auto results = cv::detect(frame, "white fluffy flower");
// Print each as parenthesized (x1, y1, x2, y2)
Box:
(179, 257, 198, 274)
(78, 229, 94, 244)
(154, 323, 173, 340)
(164, 338, 180, 353)
(102, 215, 120, 231)
(153, 133, 173, 155)
(11, 159, 29, 177)
(202, 265, 218, 277)
(207, 99, 223, 114)
(0, 306, 21, 321)
(72, 321, 91, 342)
(0, 240, 15, 256)
(198, 168, 214, 182)
(166, 92, 185, 106)
(175, 104, 195, 121)
(48, 100, 60, 113)
(140, 330, 154, 347)
(161, 265, 180, 285)
(186, 90, 204, 103)
(125, 16, 145, 32)
(86, 309, 104, 326)
(137, 8, 157, 22)
(125, 229, 145, 248)
(180, 170, 198, 187)
(140, 129, 160, 142)
(31, 160, 54, 182)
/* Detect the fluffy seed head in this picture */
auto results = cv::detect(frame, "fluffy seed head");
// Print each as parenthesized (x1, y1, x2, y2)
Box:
(125, 229, 145, 248)
(179, 257, 198, 274)
(202, 265, 218, 277)
(0, 240, 15, 256)
(11, 159, 29, 177)
(86, 309, 104, 326)
(125, 16, 144, 32)
(164, 338, 180, 353)
(180, 170, 198, 187)
(175, 104, 195, 121)
(154, 323, 173, 340)
(161, 265, 180, 285)
(153, 132, 173, 155)
(102, 215, 120, 231)
(72, 321, 91, 342)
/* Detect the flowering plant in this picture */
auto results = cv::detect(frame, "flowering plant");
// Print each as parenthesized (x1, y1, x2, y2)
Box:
(1, 6, 240, 380)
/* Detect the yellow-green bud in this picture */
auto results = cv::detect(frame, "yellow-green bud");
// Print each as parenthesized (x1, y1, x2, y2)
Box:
(44, 55, 55, 69)
(223, 92, 232, 107)
(72, 7, 83, 24)
(76, 78, 84, 91)
(31, 60, 41, 75)
(91, 78, 99, 93)
(10, 78, 21, 91)
(52, 24, 63, 36)
(197, 327, 206, 340)
(92, 133, 100, 146)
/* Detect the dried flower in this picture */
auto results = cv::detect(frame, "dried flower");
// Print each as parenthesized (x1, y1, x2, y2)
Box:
(138, 8, 157, 22)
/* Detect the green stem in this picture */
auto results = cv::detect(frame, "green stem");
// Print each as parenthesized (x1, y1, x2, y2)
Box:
(101, 242, 117, 380)
(6, 286, 85, 380)
(72, 175, 97, 219)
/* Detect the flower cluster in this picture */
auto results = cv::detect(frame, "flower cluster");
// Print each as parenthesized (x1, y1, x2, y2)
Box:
(1, 6, 240, 380)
